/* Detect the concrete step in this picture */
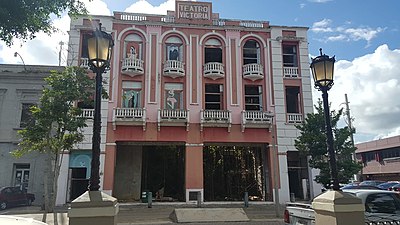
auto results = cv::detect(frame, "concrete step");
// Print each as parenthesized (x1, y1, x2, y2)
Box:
(170, 208, 249, 223)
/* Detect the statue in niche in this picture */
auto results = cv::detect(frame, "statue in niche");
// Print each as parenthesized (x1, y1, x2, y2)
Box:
(128, 46, 136, 59)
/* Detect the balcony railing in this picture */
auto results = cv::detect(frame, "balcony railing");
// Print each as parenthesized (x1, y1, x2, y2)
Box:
(80, 58, 89, 70)
(79, 109, 94, 119)
(121, 57, 144, 76)
(241, 111, 273, 132)
(157, 109, 189, 131)
(283, 67, 299, 78)
(243, 63, 264, 81)
(204, 62, 225, 80)
(113, 107, 146, 130)
(287, 113, 303, 124)
(200, 109, 232, 132)
(163, 60, 185, 78)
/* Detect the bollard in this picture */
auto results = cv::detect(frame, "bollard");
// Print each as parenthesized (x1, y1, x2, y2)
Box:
(244, 192, 249, 208)
(147, 192, 152, 208)
(197, 191, 201, 208)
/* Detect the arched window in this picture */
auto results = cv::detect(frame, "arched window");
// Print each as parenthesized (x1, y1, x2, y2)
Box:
(243, 40, 260, 65)
(204, 38, 222, 63)
(165, 36, 183, 61)
(124, 34, 143, 60)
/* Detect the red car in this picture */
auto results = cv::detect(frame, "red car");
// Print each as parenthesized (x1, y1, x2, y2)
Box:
(0, 187, 35, 210)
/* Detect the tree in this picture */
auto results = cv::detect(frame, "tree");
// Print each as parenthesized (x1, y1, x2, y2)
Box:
(294, 100, 362, 188)
(0, 0, 87, 46)
(13, 67, 94, 224)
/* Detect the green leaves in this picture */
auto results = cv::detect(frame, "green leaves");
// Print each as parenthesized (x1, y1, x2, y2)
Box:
(294, 99, 362, 188)
(0, 0, 88, 46)
(15, 67, 94, 157)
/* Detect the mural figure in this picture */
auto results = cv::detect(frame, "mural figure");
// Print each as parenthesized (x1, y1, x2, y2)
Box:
(166, 90, 177, 109)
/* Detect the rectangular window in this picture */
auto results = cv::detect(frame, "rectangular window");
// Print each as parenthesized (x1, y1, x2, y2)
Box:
(205, 84, 223, 110)
(122, 81, 142, 108)
(283, 45, 298, 67)
(14, 164, 30, 191)
(245, 85, 263, 111)
(164, 83, 183, 110)
(20, 103, 35, 128)
(285, 86, 300, 113)
(243, 40, 260, 65)
(205, 48, 222, 63)
(81, 33, 91, 58)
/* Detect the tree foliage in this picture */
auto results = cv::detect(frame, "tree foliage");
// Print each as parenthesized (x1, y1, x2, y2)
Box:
(0, 0, 87, 46)
(13, 67, 94, 223)
(294, 100, 362, 188)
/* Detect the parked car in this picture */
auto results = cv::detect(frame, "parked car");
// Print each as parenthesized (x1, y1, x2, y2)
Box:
(378, 181, 400, 190)
(284, 189, 400, 225)
(359, 180, 386, 187)
(389, 183, 400, 193)
(341, 185, 381, 190)
(0, 187, 35, 210)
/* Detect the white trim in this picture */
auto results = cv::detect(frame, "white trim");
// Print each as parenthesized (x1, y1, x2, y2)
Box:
(239, 34, 267, 48)
(228, 38, 233, 106)
(266, 40, 273, 109)
(199, 32, 228, 46)
(160, 30, 189, 45)
(236, 39, 242, 107)
(117, 27, 148, 42)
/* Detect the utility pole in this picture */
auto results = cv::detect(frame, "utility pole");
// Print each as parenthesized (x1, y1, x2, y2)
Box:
(344, 94, 358, 181)
(59, 41, 64, 66)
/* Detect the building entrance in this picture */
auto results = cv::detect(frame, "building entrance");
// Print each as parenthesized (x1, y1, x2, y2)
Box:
(203, 145, 271, 201)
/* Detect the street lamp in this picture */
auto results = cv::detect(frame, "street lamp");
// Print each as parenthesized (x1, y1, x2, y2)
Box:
(87, 23, 114, 191)
(310, 48, 340, 191)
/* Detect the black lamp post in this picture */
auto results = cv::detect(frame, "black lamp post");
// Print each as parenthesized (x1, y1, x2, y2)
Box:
(310, 48, 340, 191)
(87, 23, 114, 191)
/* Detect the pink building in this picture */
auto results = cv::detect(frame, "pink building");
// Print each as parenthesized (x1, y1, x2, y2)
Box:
(356, 135, 400, 181)
(59, 1, 317, 205)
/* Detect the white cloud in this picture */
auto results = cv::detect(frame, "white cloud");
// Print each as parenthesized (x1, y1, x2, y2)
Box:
(311, 19, 385, 46)
(125, 0, 175, 14)
(311, 19, 333, 33)
(0, 0, 111, 66)
(318, 45, 400, 140)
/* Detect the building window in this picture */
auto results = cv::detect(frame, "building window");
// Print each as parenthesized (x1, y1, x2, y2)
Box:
(124, 34, 143, 60)
(14, 164, 30, 191)
(205, 84, 223, 110)
(20, 103, 35, 128)
(205, 38, 222, 63)
(165, 36, 183, 61)
(285, 86, 300, 113)
(122, 81, 142, 108)
(283, 44, 298, 67)
(382, 148, 400, 159)
(164, 83, 183, 110)
(243, 40, 260, 65)
(244, 85, 263, 111)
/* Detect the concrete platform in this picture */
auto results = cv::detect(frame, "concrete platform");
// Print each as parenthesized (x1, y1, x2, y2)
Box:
(170, 208, 249, 223)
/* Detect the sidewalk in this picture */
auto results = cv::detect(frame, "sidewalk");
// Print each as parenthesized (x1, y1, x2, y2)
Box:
(3, 203, 285, 225)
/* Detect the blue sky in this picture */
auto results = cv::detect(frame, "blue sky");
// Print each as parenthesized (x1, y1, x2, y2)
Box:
(1, 0, 400, 143)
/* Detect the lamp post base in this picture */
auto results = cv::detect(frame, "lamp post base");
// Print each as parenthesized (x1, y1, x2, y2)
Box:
(68, 191, 119, 225)
(312, 190, 364, 225)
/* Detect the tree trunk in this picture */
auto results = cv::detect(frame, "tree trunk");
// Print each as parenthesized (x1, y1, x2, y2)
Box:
(42, 156, 50, 222)
(51, 152, 63, 225)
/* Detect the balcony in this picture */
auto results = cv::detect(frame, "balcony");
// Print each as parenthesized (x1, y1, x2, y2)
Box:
(121, 57, 144, 77)
(79, 109, 94, 119)
(112, 107, 146, 130)
(163, 60, 185, 78)
(204, 62, 225, 80)
(283, 67, 299, 78)
(241, 111, 273, 132)
(157, 109, 189, 131)
(80, 58, 89, 70)
(200, 110, 231, 132)
(243, 63, 264, 81)
(287, 113, 303, 124)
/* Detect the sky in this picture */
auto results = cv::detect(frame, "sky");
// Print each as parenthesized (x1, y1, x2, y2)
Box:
(1, 0, 399, 143)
